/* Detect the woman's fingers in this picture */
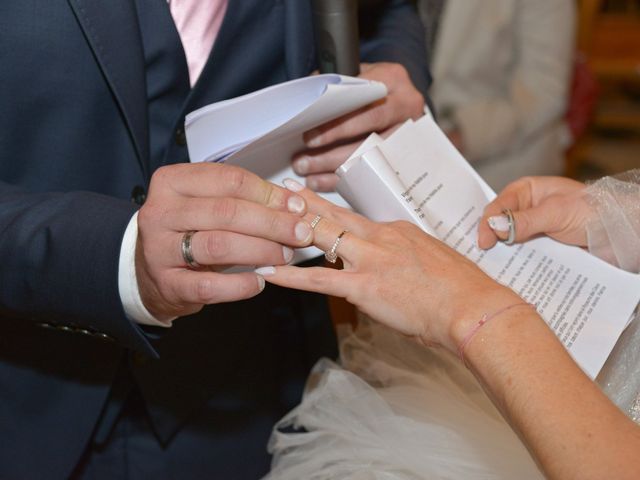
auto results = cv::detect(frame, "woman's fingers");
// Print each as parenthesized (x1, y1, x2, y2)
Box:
(283, 178, 373, 239)
(479, 177, 590, 249)
(257, 265, 359, 299)
(478, 180, 534, 249)
(482, 198, 590, 248)
(304, 212, 371, 266)
(483, 204, 554, 245)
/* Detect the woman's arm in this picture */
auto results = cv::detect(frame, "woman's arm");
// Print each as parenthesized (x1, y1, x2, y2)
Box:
(258, 178, 640, 479)
(458, 302, 640, 480)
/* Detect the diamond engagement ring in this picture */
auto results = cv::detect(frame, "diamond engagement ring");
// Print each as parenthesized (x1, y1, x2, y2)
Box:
(325, 230, 348, 264)
(310, 214, 322, 229)
(181, 231, 200, 269)
(502, 208, 516, 245)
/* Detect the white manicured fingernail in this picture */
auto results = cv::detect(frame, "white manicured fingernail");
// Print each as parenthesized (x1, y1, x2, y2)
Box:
(287, 195, 305, 214)
(488, 215, 510, 232)
(255, 266, 276, 276)
(256, 274, 266, 291)
(282, 246, 294, 263)
(293, 158, 309, 175)
(283, 178, 304, 192)
(295, 221, 312, 242)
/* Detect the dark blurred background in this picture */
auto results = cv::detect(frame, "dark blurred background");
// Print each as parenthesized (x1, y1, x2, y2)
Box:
(567, 0, 640, 181)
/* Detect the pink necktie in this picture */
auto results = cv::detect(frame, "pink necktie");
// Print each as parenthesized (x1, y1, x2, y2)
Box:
(168, 0, 228, 86)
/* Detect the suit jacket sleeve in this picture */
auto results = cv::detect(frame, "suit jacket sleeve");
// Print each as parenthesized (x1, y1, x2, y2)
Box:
(0, 181, 156, 355)
(359, 0, 432, 101)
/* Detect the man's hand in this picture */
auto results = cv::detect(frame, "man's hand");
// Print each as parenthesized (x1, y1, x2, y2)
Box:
(292, 62, 425, 192)
(135, 163, 313, 321)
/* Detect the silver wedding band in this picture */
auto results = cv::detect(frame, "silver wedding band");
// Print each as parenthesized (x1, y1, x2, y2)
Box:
(310, 214, 322, 229)
(325, 230, 348, 264)
(181, 231, 200, 269)
(503, 208, 516, 245)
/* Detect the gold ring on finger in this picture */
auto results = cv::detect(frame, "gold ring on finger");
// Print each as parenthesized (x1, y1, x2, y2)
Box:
(325, 230, 348, 264)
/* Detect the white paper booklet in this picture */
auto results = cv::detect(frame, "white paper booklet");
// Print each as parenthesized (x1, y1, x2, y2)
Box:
(337, 115, 640, 379)
(185, 74, 387, 261)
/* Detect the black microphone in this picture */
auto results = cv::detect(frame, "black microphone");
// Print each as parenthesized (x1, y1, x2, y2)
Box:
(312, 0, 360, 76)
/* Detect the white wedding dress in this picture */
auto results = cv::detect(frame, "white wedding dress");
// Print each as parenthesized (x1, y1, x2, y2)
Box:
(264, 315, 640, 480)
(264, 172, 640, 479)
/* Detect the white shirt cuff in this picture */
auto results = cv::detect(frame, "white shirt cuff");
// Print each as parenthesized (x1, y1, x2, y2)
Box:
(118, 211, 174, 327)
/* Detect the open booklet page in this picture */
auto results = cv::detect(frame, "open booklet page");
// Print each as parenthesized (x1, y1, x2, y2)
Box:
(185, 74, 387, 262)
(337, 115, 640, 379)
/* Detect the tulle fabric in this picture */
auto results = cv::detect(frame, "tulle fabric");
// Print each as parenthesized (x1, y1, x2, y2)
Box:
(265, 318, 543, 479)
(586, 169, 640, 273)
(587, 169, 640, 422)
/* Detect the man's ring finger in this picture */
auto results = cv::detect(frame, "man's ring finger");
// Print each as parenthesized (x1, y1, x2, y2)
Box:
(181, 231, 200, 269)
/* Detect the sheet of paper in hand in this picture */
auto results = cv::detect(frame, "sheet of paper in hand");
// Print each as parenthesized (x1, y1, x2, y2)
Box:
(185, 74, 387, 262)
(336, 115, 640, 379)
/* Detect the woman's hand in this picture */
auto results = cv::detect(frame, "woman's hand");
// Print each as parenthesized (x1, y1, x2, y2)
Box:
(259, 179, 640, 480)
(478, 176, 592, 250)
(257, 180, 519, 354)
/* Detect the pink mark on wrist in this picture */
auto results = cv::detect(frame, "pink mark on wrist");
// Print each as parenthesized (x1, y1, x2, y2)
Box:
(457, 302, 535, 367)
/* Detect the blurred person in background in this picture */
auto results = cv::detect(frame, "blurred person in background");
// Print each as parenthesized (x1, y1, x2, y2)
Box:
(419, 0, 576, 191)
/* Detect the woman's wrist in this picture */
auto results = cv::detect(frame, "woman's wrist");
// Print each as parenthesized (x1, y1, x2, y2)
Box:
(445, 285, 526, 356)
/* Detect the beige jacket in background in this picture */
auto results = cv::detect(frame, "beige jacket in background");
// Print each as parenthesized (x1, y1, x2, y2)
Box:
(426, 0, 576, 191)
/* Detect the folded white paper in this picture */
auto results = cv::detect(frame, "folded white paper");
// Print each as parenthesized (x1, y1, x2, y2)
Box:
(337, 116, 640, 379)
(185, 74, 387, 262)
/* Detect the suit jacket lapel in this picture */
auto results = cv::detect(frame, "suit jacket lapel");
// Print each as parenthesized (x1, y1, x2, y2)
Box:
(68, 0, 150, 177)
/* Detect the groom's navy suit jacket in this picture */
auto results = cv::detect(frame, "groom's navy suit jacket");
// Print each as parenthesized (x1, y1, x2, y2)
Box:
(0, 0, 430, 477)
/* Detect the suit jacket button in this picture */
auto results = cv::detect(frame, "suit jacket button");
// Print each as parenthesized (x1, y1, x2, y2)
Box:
(131, 185, 146, 206)
(95, 332, 115, 342)
(175, 127, 187, 146)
